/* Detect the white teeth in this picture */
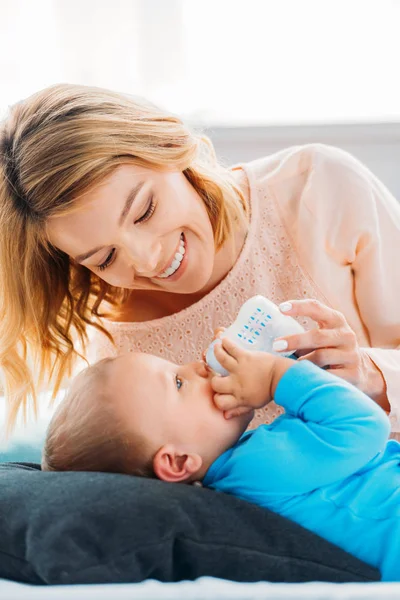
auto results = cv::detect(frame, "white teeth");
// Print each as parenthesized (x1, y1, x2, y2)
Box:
(171, 259, 180, 270)
(158, 235, 186, 278)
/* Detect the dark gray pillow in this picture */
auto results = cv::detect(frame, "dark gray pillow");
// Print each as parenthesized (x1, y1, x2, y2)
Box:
(0, 462, 379, 585)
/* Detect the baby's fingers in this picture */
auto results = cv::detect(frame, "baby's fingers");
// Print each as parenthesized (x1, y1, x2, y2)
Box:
(224, 406, 254, 420)
(203, 327, 226, 362)
(214, 393, 239, 412)
(220, 337, 244, 360)
(214, 342, 237, 372)
(213, 327, 226, 339)
(211, 374, 234, 395)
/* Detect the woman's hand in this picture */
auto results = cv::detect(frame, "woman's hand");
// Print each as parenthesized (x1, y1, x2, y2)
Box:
(211, 337, 294, 419)
(272, 299, 388, 409)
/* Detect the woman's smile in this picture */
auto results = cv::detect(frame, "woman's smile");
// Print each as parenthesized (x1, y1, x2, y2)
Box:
(156, 232, 187, 280)
(46, 165, 218, 295)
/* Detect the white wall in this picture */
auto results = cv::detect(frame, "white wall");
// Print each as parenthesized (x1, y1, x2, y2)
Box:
(207, 122, 400, 201)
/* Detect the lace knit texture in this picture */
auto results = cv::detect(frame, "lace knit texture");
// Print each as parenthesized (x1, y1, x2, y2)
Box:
(89, 155, 398, 435)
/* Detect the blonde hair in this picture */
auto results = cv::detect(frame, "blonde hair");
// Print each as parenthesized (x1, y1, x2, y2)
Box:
(42, 357, 156, 478)
(0, 83, 248, 433)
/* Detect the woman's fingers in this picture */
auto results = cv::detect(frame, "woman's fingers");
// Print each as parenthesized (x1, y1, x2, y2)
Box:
(323, 368, 366, 389)
(297, 348, 356, 368)
(273, 327, 350, 354)
(279, 299, 346, 329)
(295, 347, 315, 358)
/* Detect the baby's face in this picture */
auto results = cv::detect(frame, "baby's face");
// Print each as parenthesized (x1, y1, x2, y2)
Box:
(107, 352, 253, 468)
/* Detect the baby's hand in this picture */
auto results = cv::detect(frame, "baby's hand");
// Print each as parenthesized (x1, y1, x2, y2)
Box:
(211, 338, 294, 419)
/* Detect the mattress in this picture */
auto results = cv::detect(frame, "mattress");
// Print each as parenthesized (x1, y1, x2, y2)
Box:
(0, 577, 399, 600)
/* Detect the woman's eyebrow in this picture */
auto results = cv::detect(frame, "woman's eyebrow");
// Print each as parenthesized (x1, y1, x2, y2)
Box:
(118, 181, 145, 226)
(74, 181, 145, 263)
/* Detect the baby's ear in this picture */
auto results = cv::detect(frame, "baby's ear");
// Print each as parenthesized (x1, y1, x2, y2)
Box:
(153, 444, 202, 483)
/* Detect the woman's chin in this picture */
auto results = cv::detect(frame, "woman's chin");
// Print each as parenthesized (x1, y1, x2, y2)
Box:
(164, 270, 213, 295)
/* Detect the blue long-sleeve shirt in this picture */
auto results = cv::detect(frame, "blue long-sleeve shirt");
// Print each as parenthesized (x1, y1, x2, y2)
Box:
(203, 361, 400, 581)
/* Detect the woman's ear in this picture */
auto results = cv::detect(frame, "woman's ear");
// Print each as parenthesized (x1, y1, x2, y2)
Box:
(153, 444, 203, 483)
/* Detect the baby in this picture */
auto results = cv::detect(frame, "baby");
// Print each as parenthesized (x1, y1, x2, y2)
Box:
(42, 338, 400, 581)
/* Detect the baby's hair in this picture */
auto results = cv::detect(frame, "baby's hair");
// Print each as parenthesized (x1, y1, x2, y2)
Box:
(42, 357, 156, 478)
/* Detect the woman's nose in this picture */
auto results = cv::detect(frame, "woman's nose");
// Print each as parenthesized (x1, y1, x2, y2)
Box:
(121, 232, 161, 276)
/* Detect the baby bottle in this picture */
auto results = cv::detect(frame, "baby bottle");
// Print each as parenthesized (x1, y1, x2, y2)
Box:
(205, 295, 305, 376)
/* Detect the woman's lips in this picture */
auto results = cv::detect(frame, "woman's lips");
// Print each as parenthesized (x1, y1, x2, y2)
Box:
(156, 233, 188, 282)
(155, 234, 184, 278)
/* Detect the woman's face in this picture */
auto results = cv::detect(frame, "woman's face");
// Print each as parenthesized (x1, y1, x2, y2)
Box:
(46, 165, 216, 294)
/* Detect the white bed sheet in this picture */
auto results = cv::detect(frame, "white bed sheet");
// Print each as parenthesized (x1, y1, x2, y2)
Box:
(0, 577, 399, 600)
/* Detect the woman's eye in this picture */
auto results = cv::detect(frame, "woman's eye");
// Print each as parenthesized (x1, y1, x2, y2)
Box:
(98, 249, 115, 271)
(175, 375, 183, 390)
(96, 197, 156, 272)
(135, 197, 156, 224)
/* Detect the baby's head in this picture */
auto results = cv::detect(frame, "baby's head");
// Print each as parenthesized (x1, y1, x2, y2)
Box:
(42, 352, 253, 482)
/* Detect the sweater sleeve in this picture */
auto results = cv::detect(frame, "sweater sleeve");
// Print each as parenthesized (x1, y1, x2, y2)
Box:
(205, 361, 390, 497)
(273, 361, 390, 492)
(274, 144, 400, 427)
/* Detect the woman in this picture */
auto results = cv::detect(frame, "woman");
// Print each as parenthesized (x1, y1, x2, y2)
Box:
(0, 83, 399, 434)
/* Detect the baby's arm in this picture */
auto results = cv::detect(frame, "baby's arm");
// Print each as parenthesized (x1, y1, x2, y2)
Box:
(212, 339, 390, 493)
(273, 360, 390, 491)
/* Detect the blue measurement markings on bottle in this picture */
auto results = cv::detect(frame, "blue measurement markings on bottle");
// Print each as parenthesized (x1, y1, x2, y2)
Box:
(251, 309, 273, 345)
(238, 308, 273, 346)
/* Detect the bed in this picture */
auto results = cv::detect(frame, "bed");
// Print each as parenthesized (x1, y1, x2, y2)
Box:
(0, 390, 391, 595)
(0, 577, 399, 600)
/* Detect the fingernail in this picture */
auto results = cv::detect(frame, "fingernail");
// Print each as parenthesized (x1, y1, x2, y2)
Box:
(279, 302, 292, 312)
(273, 340, 288, 351)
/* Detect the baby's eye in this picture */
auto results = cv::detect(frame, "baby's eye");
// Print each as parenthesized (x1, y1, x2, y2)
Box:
(175, 375, 183, 390)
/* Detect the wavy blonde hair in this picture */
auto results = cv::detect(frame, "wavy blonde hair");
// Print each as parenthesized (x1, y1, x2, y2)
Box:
(0, 83, 248, 434)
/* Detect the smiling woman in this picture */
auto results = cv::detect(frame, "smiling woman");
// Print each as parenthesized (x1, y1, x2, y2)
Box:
(45, 164, 220, 295)
(0, 83, 248, 431)
(0, 82, 400, 443)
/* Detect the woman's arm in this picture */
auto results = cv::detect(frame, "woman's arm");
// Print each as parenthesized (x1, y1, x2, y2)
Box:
(272, 144, 400, 418)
